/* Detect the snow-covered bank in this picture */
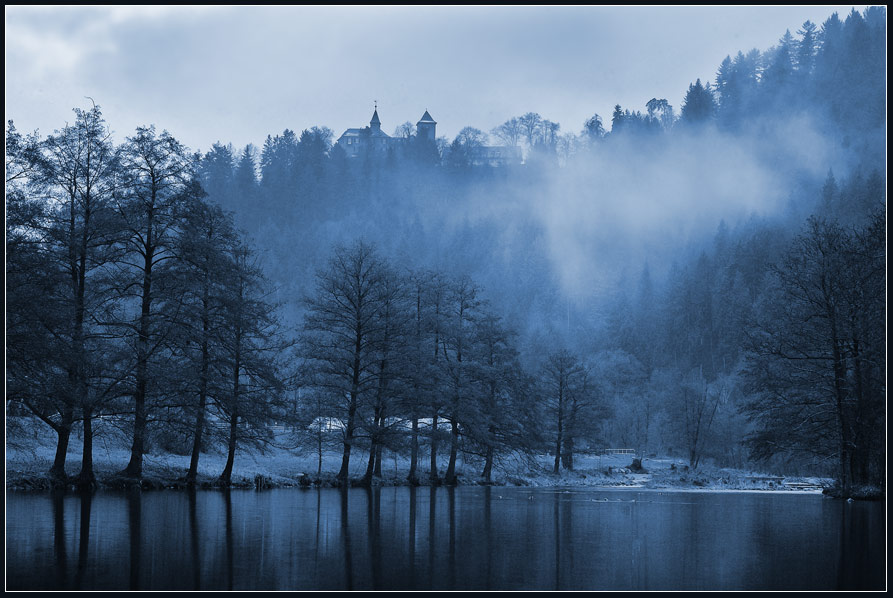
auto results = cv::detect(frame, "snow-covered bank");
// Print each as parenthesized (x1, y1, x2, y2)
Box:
(6, 429, 840, 494)
(506, 454, 831, 493)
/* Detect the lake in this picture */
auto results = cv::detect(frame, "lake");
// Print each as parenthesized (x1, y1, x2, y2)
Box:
(5, 486, 885, 590)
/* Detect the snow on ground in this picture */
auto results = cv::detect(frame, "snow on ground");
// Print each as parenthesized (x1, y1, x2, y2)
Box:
(490, 453, 828, 492)
(5, 422, 830, 491)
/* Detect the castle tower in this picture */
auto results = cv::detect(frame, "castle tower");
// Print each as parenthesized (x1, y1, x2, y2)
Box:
(370, 106, 382, 135)
(416, 110, 436, 141)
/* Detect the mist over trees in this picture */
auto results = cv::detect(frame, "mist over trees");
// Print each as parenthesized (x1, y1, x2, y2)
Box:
(6, 7, 885, 492)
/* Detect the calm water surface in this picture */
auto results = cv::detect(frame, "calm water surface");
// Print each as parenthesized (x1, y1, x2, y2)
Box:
(6, 486, 885, 590)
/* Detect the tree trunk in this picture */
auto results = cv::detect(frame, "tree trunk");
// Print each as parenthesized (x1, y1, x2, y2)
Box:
(373, 352, 388, 480)
(445, 416, 459, 485)
(429, 414, 439, 482)
(77, 406, 95, 488)
(124, 235, 154, 480)
(831, 324, 852, 492)
(71, 197, 91, 486)
(219, 413, 238, 486)
(374, 441, 383, 477)
(482, 381, 497, 482)
(187, 291, 211, 486)
(338, 328, 364, 484)
(363, 413, 378, 484)
(409, 285, 422, 486)
(365, 368, 387, 483)
(554, 392, 563, 474)
(850, 335, 868, 486)
(124, 377, 148, 479)
(186, 390, 206, 486)
(49, 407, 74, 481)
(316, 430, 323, 479)
(562, 436, 575, 471)
(408, 416, 419, 485)
(482, 446, 494, 482)
(219, 340, 241, 486)
(374, 402, 385, 478)
(338, 394, 358, 484)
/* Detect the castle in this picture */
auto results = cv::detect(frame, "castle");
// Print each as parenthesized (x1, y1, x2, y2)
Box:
(335, 106, 521, 167)
(336, 106, 436, 158)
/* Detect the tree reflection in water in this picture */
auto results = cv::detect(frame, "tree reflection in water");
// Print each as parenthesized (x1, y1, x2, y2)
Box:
(7, 488, 885, 591)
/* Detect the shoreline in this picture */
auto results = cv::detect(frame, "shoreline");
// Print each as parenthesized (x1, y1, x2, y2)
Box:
(8, 433, 878, 498)
(4, 456, 842, 497)
(4, 473, 829, 495)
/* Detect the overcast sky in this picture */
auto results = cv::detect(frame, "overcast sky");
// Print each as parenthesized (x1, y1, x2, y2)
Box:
(5, 5, 866, 154)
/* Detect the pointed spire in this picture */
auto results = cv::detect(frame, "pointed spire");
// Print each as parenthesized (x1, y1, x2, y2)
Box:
(417, 109, 436, 125)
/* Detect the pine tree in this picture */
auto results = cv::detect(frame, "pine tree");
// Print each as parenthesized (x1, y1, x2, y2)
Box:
(680, 79, 717, 126)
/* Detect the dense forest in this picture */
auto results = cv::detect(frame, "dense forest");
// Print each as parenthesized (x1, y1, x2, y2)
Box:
(6, 7, 885, 494)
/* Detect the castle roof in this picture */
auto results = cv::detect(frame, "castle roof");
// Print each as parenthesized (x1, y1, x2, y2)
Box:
(337, 126, 390, 140)
(417, 110, 436, 124)
(370, 109, 381, 125)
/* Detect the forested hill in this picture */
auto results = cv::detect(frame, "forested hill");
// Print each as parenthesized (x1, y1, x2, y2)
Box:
(194, 7, 884, 335)
(6, 7, 885, 491)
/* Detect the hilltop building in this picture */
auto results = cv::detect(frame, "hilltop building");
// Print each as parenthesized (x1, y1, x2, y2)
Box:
(335, 106, 520, 166)
(336, 106, 436, 158)
(471, 145, 522, 168)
